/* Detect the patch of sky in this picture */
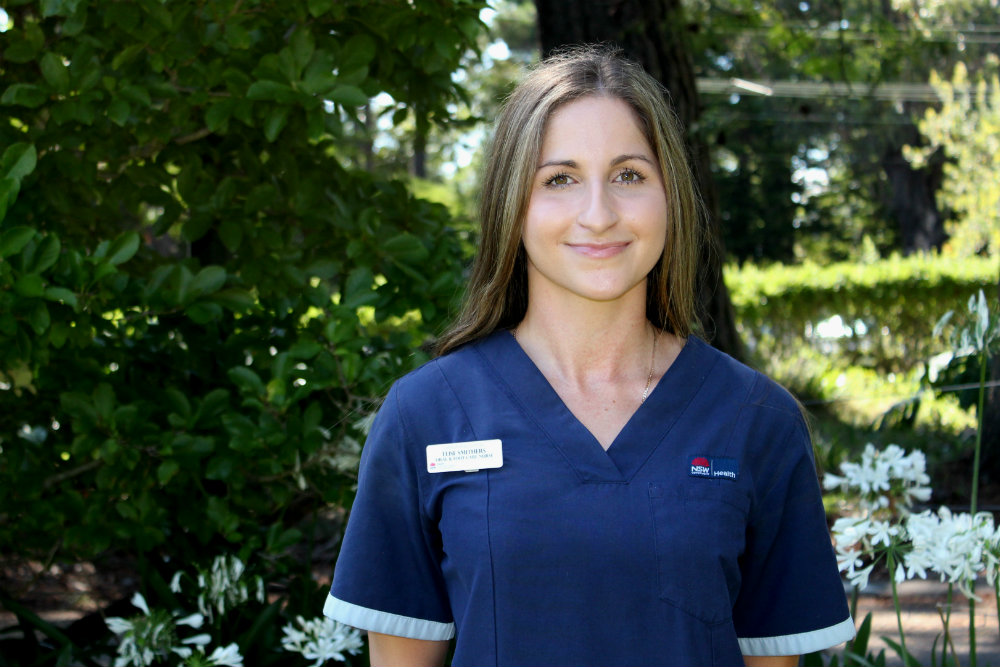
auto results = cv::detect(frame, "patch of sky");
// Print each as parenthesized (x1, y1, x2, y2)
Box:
(714, 53, 734, 72)
(810, 314, 869, 339)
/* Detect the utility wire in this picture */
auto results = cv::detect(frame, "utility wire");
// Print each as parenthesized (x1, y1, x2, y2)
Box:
(696, 77, 958, 102)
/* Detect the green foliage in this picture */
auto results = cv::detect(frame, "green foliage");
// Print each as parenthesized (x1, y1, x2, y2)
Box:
(688, 0, 1000, 261)
(728, 254, 997, 373)
(0, 0, 485, 592)
(906, 59, 1000, 256)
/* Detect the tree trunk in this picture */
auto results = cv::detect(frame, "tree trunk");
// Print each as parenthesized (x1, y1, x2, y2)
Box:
(533, 0, 744, 360)
(880, 127, 948, 254)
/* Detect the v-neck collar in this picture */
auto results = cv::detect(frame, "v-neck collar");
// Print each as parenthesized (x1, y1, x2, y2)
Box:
(474, 329, 718, 482)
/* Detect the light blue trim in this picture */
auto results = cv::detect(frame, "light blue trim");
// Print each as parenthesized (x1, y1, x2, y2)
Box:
(323, 595, 456, 641)
(739, 616, 856, 656)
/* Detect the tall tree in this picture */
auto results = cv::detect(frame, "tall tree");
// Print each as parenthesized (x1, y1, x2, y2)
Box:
(533, 0, 744, 359)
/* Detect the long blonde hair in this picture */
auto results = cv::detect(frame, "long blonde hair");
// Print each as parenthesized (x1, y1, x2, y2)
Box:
(435, 45, 707, 356)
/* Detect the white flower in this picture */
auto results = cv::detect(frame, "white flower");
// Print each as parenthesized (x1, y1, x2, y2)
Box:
(131, 592, 151, 615)
(194, 555, 263, 622)
(182, 633, 213, 647)
(205, 642, 244, 667)
(903, 507, 995, 598)
(170, 571, 184, 594)
(281, 616, 363, 667)
(176, 613, 204, 629)
(106, 617, 134, 634)
(105, 591, 217, 667)
(823, 472, 847, 491)
(829, 443, 932, 515)
(867, 519, 899, 547)
(846, 561, 875, 590)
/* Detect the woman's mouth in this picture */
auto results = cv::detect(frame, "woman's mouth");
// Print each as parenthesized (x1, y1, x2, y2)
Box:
(566, 242, 630, 258)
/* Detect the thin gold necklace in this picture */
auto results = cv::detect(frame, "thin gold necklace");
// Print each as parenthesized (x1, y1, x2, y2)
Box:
(511, 326, 659, 404)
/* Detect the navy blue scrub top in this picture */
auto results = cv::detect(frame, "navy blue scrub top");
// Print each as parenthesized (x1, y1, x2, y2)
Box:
(325, 331, 854, 666)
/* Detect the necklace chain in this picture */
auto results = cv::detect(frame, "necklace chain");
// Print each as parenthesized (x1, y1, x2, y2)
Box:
(511, 326, 659, 404)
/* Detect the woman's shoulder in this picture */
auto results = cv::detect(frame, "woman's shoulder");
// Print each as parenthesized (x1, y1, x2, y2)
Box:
(390, 333, 497, 402)
(689, 336, 803, 422)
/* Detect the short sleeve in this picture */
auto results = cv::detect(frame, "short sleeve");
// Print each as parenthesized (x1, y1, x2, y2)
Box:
(324, 384, 455, 640)
(732, 415, 855, 656)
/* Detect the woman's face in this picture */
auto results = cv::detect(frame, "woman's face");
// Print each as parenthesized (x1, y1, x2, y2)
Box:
(521, 96, 668, 308)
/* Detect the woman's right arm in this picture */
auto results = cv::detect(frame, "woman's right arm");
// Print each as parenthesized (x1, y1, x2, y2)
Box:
(368, 632, 449, 667)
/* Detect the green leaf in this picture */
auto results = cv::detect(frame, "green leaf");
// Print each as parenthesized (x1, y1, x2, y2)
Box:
(205, 457, 234, 482)
(185, 301, 223, 324)
(305, 258, 338, 279)
(343, 266, 375, 307)
(173, 265, 194, 305)
(0, 226, 36, 258)
(0, 178, 19, 222)
(382, 232, 429, 263)
(211, 288, 256, 313)
(246, 80, 297, 103)
(107, 98, 130, 126)
(307, 0, 335, 17)
(93, 383, 116, 421)
(43, 286, 78, 309)
(339, 34, 377, 71)
(120, 84, 151, 108)
(328, 84, 368, 108)
(263, 106, 290, 142)
(157, 460, 180, 486)
(1, 143, 38, 181)
(300, 70, 338, 96)
(266, 526, 303, 552)
(206, 100, 233, 133)
(105, 231, 140, 265)
(27, 301, 50, 334)
(289, 28, 315, 74)
(228, 366, 266, 396)
(1, 84, 48, 108)
(217, 219, 242, 252)
(41, 0, 85, 17)
(31, 234, 61, 273)
(40, 52, 71, 93)
(191, 265, 227, 295)
(13, 273, 45, 297)
(111, 44, 144, 71)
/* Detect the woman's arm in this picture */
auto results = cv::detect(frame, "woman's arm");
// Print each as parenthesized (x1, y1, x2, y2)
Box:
(368, 632, 449, 667)
(744, 655, 799, 667)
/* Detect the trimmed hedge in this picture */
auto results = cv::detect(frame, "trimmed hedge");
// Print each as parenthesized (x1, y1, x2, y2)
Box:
(726, 255, 998, 371)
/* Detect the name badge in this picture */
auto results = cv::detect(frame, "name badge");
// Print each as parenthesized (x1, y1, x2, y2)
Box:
(426, 439, 503, 473)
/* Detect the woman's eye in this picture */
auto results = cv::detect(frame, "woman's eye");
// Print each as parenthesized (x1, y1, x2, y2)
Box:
(543, 173, 572, 187)
(617, 168, 644, 184)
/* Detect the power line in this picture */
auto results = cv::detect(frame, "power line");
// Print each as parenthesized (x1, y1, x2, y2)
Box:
(706, 23, 1000, 45)
(697, 77, 955, 102)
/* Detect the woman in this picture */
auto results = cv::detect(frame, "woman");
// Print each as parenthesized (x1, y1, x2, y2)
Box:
(325, 46, 855, 667)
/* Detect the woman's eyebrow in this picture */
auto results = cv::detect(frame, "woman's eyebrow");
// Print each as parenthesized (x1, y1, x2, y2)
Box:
(536, 154, 655, 171)
(610, 153, 655, 166)
(536, 159, 577, 170)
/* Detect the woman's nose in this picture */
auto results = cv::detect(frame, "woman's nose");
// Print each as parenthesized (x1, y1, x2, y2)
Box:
(576, 183, 619, 232)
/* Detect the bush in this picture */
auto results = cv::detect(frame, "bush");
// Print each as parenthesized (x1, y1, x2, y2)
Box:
(727, 254, 996, 373)
(0, 1, 486, 663)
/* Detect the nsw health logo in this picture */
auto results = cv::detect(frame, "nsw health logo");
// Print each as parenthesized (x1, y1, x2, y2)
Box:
(689, 456, 739, 481)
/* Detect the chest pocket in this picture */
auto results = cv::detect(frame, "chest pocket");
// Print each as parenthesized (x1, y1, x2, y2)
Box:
(648, 482, 750, 625)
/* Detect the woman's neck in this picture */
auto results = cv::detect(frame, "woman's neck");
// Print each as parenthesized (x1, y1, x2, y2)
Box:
(516, 296, 654, 389)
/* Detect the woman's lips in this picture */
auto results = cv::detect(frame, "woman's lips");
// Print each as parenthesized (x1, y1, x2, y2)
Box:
(566, 242, 630, 258)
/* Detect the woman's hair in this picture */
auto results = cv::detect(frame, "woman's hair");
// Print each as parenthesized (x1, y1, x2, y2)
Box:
(435, 44, 707, 356)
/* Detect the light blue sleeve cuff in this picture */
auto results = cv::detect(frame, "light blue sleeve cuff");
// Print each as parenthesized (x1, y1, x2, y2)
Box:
(739, 616, 856, 656)
(323, 594, 456, 641)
